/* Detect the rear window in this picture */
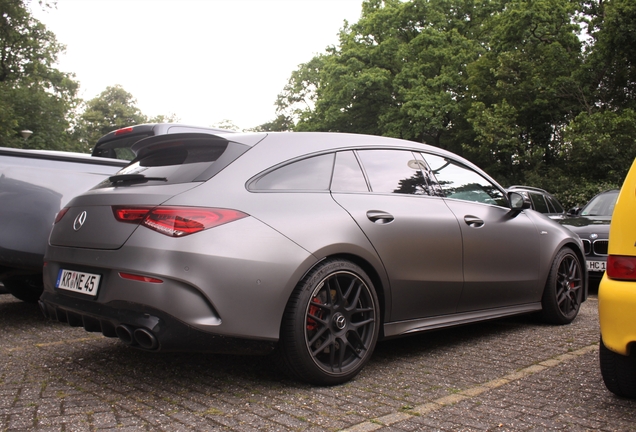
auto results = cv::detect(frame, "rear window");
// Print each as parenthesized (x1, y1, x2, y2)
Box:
(92, 132, 153, 160)
(95, 135, 248, 188)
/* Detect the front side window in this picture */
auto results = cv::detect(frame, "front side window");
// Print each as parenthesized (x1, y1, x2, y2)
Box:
(423, 153, 507, 206)
(356, 150, 433, 195)
(250, 154, 335, 191)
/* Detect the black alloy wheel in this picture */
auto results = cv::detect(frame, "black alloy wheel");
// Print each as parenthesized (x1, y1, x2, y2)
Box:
(540, 248, 584, 324)
(279, 259, 380, 385)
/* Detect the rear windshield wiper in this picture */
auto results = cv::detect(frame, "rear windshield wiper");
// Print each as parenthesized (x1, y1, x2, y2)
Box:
(108, 174, 168, 184)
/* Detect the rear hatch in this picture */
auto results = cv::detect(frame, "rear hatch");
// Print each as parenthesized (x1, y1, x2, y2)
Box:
(50, 133, 251, 250)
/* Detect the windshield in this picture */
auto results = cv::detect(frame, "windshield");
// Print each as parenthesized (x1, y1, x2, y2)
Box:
(580, 191, 618, 217)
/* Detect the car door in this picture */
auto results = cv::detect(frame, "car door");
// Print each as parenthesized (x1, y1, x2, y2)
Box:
(330, 149, 464, 321)
(422, 153, 542, 312)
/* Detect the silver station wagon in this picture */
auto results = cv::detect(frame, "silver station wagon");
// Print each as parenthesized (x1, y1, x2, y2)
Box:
(40, 128, 587, 385)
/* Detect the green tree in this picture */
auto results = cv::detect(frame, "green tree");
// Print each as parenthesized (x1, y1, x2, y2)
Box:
(552, 0, 636, 206)
(0, 0, 80, 150)
(73, 85, 178, 152)
(278, 0, 505, 150)
(463, 0, 584, 185)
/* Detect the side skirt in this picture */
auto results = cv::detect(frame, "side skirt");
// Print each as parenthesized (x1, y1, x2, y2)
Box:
(383, 303, 543, 338)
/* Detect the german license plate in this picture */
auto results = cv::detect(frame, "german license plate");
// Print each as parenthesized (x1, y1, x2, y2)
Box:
(587, 260, 606, 272)
(56, 269, 101, 296)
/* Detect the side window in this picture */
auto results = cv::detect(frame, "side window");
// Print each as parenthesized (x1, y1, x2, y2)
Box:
(529, 192, 549, 213)
(547, 196, 564, 213)
(423, 153, 507, 206)
(356, 150, 433, 195)
(250, 154, 334, 191)
(331, 151, 369, 192)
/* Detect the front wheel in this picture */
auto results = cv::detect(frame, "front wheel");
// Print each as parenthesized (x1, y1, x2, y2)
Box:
(540, 248, 583, 324)
(278, 259, 380, 385)
(600, 337, 636, 398)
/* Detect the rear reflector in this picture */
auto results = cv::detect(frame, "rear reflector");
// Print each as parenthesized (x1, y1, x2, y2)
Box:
(606, 255, 636, 280)
(112, 206, 248, 237)
(119, 272, 163, 283)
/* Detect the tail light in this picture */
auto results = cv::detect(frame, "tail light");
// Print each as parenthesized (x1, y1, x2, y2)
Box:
(112, 206, 248, 237)
(54, 207, 70, 224)
(606, 255, 636, 280)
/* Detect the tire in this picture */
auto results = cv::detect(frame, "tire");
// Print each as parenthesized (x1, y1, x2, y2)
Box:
(599, 337, 636, 398)
(2, 274, 44, 303)
(278, 259, 380, 385)
(540, 248, 583, 325)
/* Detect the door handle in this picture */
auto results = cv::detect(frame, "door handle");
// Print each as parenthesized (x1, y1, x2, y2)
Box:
(464, 215, 484, 228)
(366, 210, 394, 224)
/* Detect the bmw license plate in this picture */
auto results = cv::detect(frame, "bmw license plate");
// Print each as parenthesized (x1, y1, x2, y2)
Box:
(56, 269, 101, 296)
(586, 260, 606, 272)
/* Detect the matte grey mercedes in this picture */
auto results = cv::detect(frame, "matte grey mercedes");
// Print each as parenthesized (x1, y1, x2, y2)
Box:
(39, 131, 587, 385)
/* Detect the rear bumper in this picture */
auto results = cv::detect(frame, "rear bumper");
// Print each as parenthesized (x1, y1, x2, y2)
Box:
(39, 291, 276, 355)
(598, 274, 636, 356)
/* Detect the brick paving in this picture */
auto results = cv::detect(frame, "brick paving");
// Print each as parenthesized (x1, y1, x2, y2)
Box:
(1, 292, 635, 431)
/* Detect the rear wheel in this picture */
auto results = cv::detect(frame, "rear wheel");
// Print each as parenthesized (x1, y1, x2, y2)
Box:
(278, 259, 380, 385)
(540, 248, 583, 324)
(2, 274, 43, 303)
(599, 337, 636, 398)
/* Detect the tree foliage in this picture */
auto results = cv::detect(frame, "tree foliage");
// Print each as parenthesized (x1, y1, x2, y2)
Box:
(1, 1, 178, 152)
(270, 0, 636, 208)
(72, 85, 178, 152)
(0, 0, 79, 150)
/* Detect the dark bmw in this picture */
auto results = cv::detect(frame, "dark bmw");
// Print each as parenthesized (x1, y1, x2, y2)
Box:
(39, 128, 587, 385)
(559, 190, 618, 279)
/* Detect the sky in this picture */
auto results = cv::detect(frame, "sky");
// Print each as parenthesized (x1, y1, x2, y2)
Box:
(31, 0, 364, 130)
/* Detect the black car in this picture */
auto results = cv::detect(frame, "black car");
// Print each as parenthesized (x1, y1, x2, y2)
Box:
(507, 186, 566, 220)
(559, 190, 619, 279)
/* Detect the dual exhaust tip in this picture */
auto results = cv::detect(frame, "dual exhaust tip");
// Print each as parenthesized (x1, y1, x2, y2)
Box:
(38, 301, 160, 351)
(115, 324, 158, 350)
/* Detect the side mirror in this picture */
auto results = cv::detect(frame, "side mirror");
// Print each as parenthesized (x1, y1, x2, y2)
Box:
(509, 191, 531, 211)
(567, 207, 581, 216)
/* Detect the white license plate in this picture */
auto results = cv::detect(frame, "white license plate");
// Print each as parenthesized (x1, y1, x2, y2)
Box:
(587, 260, 606, 272)
(56, 269, 101, 296)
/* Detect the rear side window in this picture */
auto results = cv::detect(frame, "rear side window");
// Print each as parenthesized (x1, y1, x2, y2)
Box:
(250, 154, 335, 191)
(331, 151, 369, 192)
(96, 135, 248, 188)
(529, 192, 549, 213)
(547, 196, 564, 213)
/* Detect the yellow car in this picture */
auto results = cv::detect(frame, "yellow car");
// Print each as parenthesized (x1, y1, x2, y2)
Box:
(599, 158, 636, 398)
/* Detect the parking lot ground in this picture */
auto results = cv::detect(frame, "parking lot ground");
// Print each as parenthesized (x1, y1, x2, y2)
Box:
(1, 292, 635, 431)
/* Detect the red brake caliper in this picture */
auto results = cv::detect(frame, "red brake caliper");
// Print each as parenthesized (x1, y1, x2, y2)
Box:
(307, 297, 322, 331)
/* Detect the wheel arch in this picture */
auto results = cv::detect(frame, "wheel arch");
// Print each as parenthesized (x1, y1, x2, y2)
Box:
(552, 240, 588, 302)
(295, 252, 390, 336)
